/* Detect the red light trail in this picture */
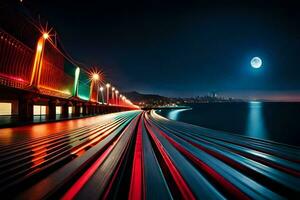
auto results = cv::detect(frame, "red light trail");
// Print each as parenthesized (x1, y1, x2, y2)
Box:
(0, 110, 298, 199)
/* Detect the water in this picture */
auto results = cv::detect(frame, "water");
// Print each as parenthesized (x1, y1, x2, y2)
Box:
(158, 102, 300, 146)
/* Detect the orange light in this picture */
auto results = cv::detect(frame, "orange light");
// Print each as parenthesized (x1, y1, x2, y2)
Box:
(92, 73, 99, 80)
(30, 37, 45, 86)
(39, 86, 71, 95)
(87, 67, 104, 84)
(37, 43, 43, 52)
(43, 33, 49, 39)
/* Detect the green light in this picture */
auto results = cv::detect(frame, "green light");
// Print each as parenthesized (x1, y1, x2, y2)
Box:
(78, 94, 89, 101)
(73, 67, 80, 96)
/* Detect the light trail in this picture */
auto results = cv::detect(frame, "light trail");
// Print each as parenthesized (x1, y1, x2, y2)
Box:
(0, 110, 298, 199)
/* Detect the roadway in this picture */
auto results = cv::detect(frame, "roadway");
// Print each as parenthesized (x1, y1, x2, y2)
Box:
(0, 110, 299, 199)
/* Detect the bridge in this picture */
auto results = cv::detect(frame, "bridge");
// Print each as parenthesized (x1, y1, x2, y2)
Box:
(0, 2, 299, 199)
(0, 3, 138, 123)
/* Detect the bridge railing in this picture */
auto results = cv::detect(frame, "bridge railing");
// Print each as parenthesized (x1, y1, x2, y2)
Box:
(0, 29, 34, 89)
(38, 41, 76, 98)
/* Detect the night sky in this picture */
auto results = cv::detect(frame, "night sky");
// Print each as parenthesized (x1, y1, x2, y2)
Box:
(23, 0, 300, 99)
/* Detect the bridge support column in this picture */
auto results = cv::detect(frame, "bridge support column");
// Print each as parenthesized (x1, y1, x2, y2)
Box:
(74, 104, 81, 117)
(101, 106, 105, 114)
(97, 106, 101, 114)
(89, 106, 95, 115)
(82, 104, 88, 116)
(18, 97, 33, 121)
(105, 106, 109, 114)
(103, 106, 108, 114)
(89, 106, 93, 115)
(62, 103, 69, 118)
(87, 106, 90, 115)
(112, 106, 115, 113)
(48, 100, 56, 120)
(114, 107, 118, 113)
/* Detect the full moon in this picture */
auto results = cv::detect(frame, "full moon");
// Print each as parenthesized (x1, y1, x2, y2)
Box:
(251, 57, 262, 68)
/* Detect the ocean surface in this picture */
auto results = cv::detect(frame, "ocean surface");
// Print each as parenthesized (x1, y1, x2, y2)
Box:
(157, 102, 300, 146)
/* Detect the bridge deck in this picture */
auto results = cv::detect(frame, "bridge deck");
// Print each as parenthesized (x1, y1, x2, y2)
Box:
(0, 110, 299, 199)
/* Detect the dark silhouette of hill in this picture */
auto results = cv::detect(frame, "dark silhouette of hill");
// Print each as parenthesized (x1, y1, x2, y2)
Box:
(123, 91, 169, 103)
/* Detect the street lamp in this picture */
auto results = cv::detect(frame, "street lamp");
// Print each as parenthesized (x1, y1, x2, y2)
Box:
(100, 86, 104, 104)
(122, 96, 126, 106)
(43, 33, 49, 39)
(106, 83, 110, 105)
(92, 73, 99, 81)
(115, 90, 119, 105)
(120, 94, 123, 105)
(90, 73, 100, 102)
(30, 32, 50, 87)
(112, 87, 115, 104)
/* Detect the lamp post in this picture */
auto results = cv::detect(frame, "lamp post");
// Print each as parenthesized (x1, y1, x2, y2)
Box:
(119, 94, 122, 106)
(115, 90, 119, 105)
(100, 86, 104, 104)
(90, 73, 100, 102)
(106, 83, 110, 105)
(30, 32, 49, 87)
(112, 87, 115, 105)
(122, 96, 126, 106)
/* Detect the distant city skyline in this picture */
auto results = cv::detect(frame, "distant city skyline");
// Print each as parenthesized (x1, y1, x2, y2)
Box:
(219, 90, 300, 102)
(132, 89, 300, 102)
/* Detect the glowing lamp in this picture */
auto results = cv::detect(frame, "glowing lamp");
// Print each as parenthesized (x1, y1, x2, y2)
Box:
(100, 87, 104, 91)
(106, 83, 110, 88)
(43, 33, 49, 39)
(92, 73, 99, 80)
